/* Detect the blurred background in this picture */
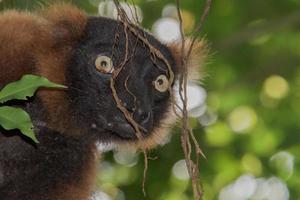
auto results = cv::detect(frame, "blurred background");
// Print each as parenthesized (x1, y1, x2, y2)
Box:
(1, 0, 300, 199)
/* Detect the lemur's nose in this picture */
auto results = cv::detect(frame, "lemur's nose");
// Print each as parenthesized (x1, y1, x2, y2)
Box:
(134, 108, 153, 133)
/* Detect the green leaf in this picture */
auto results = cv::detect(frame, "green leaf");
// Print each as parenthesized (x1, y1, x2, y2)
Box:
(0, 106, 38, 143)
(0, 74, 66, 104)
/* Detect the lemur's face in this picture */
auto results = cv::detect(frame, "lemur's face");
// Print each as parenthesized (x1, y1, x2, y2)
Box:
(67, 17, 178, 148)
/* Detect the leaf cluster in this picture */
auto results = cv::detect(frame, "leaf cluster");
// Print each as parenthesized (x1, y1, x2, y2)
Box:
(0, 75, 65, 143)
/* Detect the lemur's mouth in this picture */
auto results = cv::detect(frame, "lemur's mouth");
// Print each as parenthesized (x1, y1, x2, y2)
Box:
(110, 122, 152, 140)
(103, 109, 154, 140)
(94, 114, 150, 140)
(111, 122, 136, 139)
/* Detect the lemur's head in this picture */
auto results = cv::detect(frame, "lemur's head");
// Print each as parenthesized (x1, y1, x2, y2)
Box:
(37, 4, 206, 150)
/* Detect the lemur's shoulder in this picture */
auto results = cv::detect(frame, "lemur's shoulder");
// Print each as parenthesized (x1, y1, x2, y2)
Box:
(0, 5, 94, 200)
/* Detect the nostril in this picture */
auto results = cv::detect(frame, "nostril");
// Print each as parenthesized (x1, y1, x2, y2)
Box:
(135, 108, 152, 129)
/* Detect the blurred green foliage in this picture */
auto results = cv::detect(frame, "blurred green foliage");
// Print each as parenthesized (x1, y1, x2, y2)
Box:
(1, 0, 300, 199)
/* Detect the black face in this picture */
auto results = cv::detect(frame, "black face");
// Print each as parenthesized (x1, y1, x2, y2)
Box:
(67, 17, 177, 142)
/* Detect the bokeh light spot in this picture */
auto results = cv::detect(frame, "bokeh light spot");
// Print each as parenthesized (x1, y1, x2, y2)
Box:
(219, 175, 289, 200)
(181, 10, 195, 32)
(263, 75, 289, 99)
(249, 127, 279, 156)
(152, 18, 181, 43)
(260, 91, 280, 108)
(169, 176, 189, 192)
(98, 1, 116, 18)
(189, 104, 207, 118)
(218, 174, 257, 200)
(205, 122, 234, 147)
(250, 34, 271, 45)
(99, 161, 115, 183)
(113, 149, 138, 167)
(174, 82, 207, 117)
(241, 154, 262, 176)
(270, 151, 294, 180)
(252, 177, 289, 200)
(172, 160, 190, 180)
(99, 1, 143, 23)
(162, 4, 177, 18)
(112, 2, 143, 23)
(228, 106, 257, 133)
(198, 109, 218, 126)
(90, 191, 112, 200)
(101, 184, 125, 200)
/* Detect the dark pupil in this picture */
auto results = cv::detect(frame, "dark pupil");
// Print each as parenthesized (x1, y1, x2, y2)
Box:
(157, 79, 164, 85)
(101, 61, 108, 67)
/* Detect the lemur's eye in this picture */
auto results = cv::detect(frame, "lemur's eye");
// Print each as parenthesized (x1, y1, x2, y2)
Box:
(154, 75, 169, 92)
(95, 55, 114, 74)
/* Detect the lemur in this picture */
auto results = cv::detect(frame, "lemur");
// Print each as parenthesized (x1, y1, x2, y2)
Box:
(0, 3, 205, 200)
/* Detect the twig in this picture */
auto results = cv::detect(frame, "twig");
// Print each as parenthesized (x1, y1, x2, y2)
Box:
(176, 0, 212, 200)
(112, 0, 153, 196)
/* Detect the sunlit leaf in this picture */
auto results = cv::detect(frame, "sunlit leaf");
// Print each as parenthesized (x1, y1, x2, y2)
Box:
(0, 74, 66, 104)
(0, 106, 38, 143)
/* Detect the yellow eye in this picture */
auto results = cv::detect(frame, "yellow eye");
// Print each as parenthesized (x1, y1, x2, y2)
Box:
(154, 75, 169, 92)
(95, 55, 114, 74)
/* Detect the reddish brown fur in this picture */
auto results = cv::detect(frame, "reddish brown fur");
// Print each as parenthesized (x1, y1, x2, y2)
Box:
(59, 152, 98, 200)
(0, 4, 91, 200)
(168, 39, 208, 81)
(36, 4, 87, 135)
(0, 4, 87, 135)
(0, 11, 51, 85)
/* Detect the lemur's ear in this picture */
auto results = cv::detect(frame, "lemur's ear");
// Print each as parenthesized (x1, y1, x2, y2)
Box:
(40, 3, 87, 43)
(168, 39, 207, 81)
